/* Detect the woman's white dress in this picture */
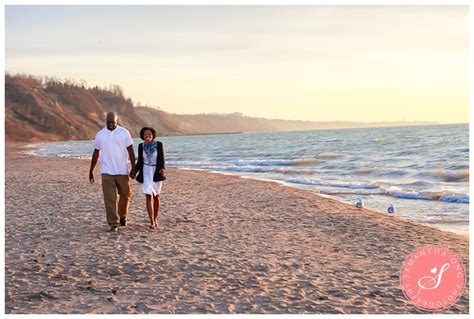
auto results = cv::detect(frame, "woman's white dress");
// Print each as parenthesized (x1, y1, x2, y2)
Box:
(141, 148, 162, 196)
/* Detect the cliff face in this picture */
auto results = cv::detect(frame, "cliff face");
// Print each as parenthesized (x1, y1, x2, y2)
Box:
(5, 75, 145, 142)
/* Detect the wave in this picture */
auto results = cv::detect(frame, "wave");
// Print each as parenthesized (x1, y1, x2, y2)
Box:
(415, 170, 469, 182)
(319, 152, 349, 159)
(19, 148, 92, 160)
(353, 168, 376, 175)
(375, 169, 408, 177)
(439, 194, 470, 203)
(53, 154, 91, 160)
(381, 186, 432, 201)
(234, 158, 319, 167)
(294, 158, 320, 165)
(171, 162, 316, 175)
(399, 180, 433, 187)
(380, 186, 469, 203)
(352, 167, 408, 177)
(287, 178, 379, 190)
(235, 159, 293, 166)
(447, 164, 469, 170)
(319, 190, 381, 196)
(285, 177, 468, 204)
(346, 187, 467, 204)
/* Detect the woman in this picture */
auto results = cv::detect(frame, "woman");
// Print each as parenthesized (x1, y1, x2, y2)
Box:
(133, 127, 166, 230)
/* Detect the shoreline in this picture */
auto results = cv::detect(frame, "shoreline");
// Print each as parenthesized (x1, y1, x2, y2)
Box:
(4, 146, 470, 313)
(12, 142, 469, 238)
(173, 167, 470, 238)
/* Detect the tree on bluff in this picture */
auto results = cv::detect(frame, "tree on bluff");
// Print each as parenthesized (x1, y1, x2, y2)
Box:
(110, 84, 124, 98)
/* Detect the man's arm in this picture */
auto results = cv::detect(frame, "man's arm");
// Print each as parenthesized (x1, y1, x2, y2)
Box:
(89, 149, 100, 184)
(127, 145, 136, 178)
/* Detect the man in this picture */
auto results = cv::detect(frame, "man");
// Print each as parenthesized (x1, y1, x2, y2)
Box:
(89, 112, 136, 232)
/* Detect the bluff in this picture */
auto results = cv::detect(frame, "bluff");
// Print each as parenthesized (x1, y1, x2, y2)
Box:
(5, 74, 437, 142)
(5, 75, 144, 142)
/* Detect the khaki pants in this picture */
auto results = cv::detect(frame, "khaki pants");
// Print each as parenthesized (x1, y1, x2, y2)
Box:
(101, 174, 131, 226)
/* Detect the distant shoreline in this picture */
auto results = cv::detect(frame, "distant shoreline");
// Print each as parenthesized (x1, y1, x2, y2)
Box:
(130, 122, 465, 139)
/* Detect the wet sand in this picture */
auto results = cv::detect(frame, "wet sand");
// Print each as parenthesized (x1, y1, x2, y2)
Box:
(4, 149, 469, 314)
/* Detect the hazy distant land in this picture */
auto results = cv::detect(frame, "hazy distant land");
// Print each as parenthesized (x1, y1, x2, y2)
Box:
(6, 74, 437, 142)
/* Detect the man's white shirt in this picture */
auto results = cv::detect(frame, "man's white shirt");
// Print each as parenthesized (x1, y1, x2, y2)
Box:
(93, 125, 133, 175)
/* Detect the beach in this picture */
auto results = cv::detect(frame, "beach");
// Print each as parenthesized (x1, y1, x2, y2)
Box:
(4, 148, 470, 314)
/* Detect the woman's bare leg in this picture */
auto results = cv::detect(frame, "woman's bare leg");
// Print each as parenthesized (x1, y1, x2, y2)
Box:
(153, 195, 160, 227)
(146, 194, 154, 229)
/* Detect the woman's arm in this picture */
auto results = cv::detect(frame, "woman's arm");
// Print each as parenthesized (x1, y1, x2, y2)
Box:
(158, 142, 165, 170)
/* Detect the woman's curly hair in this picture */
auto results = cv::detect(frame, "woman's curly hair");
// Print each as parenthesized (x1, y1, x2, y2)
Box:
(139, 127, 157, 140)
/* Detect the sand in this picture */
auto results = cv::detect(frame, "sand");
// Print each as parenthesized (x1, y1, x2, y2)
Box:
(4, 148, 470, 314)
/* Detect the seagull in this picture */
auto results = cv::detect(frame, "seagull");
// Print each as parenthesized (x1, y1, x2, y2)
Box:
(355, 199, 364, 208)
(388, 204, 395, 214)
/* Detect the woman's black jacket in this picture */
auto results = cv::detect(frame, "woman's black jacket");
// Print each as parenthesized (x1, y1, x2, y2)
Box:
(135, 141, 166, 183)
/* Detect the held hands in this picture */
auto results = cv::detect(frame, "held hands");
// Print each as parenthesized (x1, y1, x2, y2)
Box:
(130, 168, 136, 179)
(126, 168, 163, 180)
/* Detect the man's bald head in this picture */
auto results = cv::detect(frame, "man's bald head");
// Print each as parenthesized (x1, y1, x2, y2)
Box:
(106, 112, 118, 131)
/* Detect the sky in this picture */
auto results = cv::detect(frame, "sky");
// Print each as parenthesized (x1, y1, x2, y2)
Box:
(5, 4, 469, 123)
